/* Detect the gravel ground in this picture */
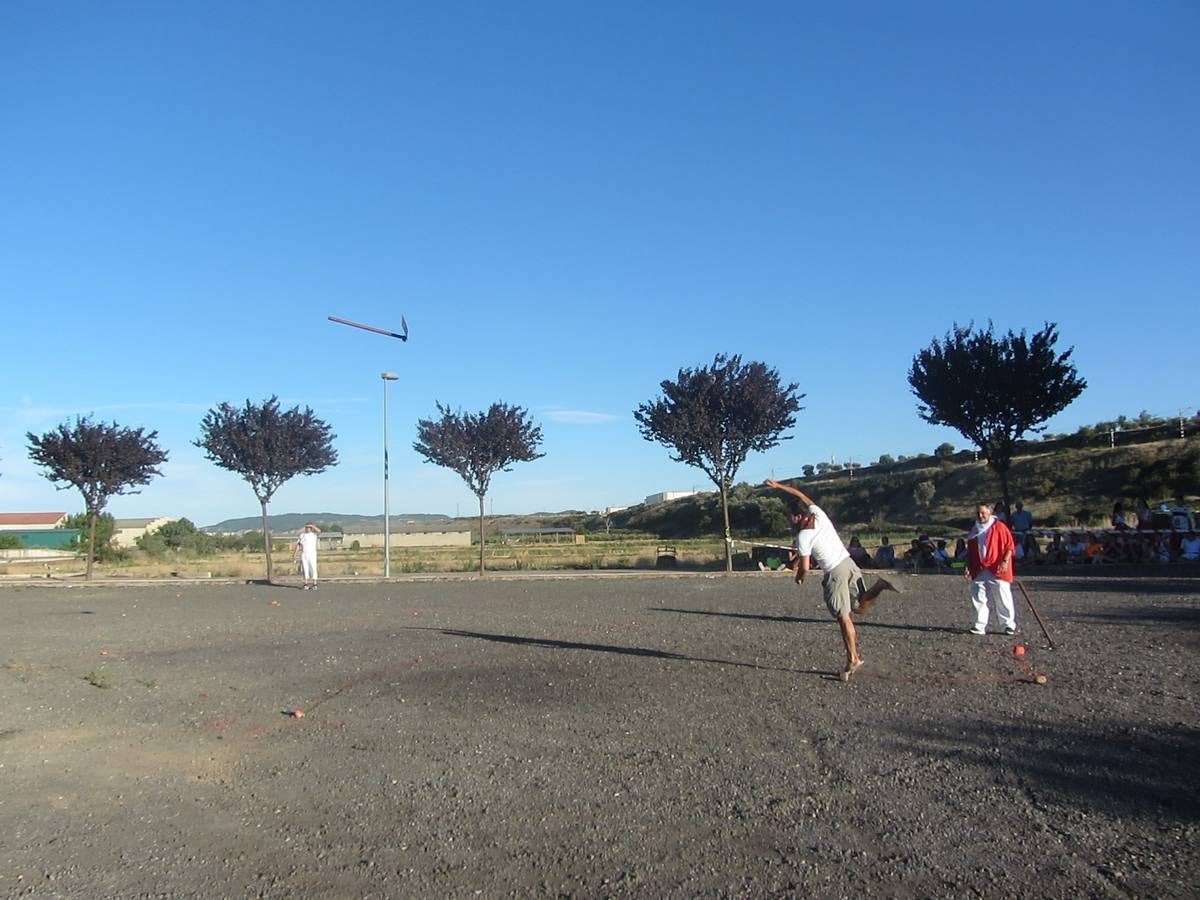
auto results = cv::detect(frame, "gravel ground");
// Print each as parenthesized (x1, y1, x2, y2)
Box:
(1, 570, 1197, 899)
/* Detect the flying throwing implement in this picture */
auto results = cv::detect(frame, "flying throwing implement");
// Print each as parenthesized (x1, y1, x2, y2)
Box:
(328, 315, 409, 341)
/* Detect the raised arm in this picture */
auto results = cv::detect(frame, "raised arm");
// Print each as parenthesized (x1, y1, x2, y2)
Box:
(764, 478, 815, 507)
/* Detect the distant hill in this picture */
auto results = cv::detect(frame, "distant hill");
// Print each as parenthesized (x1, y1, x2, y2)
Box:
(201, 438, 1200, 539)
(203, 512, 455, 533)
(608, 437, 1200, 539)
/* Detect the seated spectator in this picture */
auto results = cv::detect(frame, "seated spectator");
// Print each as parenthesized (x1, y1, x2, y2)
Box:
(1085, 534, 1105, 564)
(933, 540, 951, 568)
(953, 538, 968, 562)
(1065, 532, 1087, 562)
(873, 535, 896, 569)
(1045, 533, 1067, 565)
(1102, 534, 1124, 564)
(1180, 532, 1200, 561)
(902, 536, 938, 570)
(1024, 533, 1042, 563)
(1130, 533, 1153, 564)
(847, 535, 872, 567)
(1135, 498, 1154, 531)
(1152, 534, 1172, 563)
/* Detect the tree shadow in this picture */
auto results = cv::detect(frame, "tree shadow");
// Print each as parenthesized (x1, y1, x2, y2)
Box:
(406, 627, 832, 677)
(887, 717, 1200, 822)
(650, 606, 963, 634)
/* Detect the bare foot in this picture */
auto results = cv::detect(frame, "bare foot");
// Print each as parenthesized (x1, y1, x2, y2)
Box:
(840, 659, 865, 682)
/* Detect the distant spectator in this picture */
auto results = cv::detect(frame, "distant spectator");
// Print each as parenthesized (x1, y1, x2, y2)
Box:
(933, 540, 951, 568)
(847, 535, 872, 568)
(953, 538, 968, 563)
(1111, 501, 1130, 530)
(1024, 533, 1042, 563)
(1011, 501, 1033, 537)
(1135, 498, 1154, 531)
(1065, 533, 1087, 563)
(903, 536, 937, 570)
(873, 535, 896, 569)
(1152, 534, 1173, 563)
(1045, 533, 1067, 565)
(1085, 534, 1104, 564)
(1102, 534, 1123, 564)
(993, 501, 1010, 524)
(1180, 532, 1200, 561)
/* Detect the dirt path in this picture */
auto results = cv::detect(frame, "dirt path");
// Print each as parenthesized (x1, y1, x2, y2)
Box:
(2, 572, 1197, 898)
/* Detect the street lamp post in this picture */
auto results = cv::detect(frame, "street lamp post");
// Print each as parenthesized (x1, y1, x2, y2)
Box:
(381, 372, 399, 578)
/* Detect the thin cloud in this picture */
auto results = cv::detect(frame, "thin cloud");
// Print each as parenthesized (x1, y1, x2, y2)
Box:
(0, 401, 210, 420)
(542, 408, 623, 425)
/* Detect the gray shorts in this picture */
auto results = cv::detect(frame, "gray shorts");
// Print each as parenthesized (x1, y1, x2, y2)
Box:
(822, 557, 864, 619)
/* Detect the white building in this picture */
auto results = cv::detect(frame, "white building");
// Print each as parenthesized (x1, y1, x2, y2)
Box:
(113, 517, 178, 548)
(643, 491, 698, 506)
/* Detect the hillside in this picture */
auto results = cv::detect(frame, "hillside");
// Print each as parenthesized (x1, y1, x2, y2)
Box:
(203, 512, 454, 533)
(609, 437, 1200, 539)
(203, 438, 1200, 540)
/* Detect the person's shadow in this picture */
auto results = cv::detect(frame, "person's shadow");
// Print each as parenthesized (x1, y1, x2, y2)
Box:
(405, 627, 836, 678)
(650, 606, 962, 635)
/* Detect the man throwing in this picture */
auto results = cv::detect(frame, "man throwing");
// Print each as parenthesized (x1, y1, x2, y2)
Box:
(765, 479, 902, 681)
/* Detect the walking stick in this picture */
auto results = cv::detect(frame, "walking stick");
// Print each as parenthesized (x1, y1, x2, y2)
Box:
(1015, 578, 1056, 650)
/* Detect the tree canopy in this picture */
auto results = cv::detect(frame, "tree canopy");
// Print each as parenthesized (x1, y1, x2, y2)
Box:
(26, 416, 168, 578)
(414, 401, 544, 574)
(195, 396, 337, 582)
(908, 321, 1086, 510)
(634, 354, 803, 571)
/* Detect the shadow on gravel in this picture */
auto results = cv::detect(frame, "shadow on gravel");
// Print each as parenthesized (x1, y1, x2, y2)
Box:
(1033, 575, 1200, 596)
(650, 607, 963, 634)
(409, 627, 830, 677)
(888, 719, 1200, 821)
(650, 607, 827, 626)
(1069, 606, 1200, 628)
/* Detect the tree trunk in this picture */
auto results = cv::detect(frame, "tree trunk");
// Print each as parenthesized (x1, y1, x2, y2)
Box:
(720, 482, 733, 573)
(989, 460, 1013, 524)
(478, 495, 486, 575)
(998, 467, 1013, 525)
(261, 499, 274, 583)
(85, 509, 98, 580)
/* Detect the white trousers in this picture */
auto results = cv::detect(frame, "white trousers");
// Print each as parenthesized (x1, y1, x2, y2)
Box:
(971, 572, 1016, 631)
(301, 552, 318, 581)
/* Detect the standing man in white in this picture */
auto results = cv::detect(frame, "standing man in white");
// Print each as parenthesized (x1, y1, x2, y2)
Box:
(297, 523, 321, 590)
(965, 503, 1017, 635)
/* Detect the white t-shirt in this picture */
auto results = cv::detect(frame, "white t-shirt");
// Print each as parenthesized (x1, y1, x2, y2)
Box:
(298, 531, 318, 557)
(795, 504, 850, 571)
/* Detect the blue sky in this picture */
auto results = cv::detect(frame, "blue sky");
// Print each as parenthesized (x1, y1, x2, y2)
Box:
(2, 2, 1197, 526)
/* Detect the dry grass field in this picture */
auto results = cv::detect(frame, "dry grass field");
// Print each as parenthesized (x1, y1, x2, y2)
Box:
(0, 538, 734, 582)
